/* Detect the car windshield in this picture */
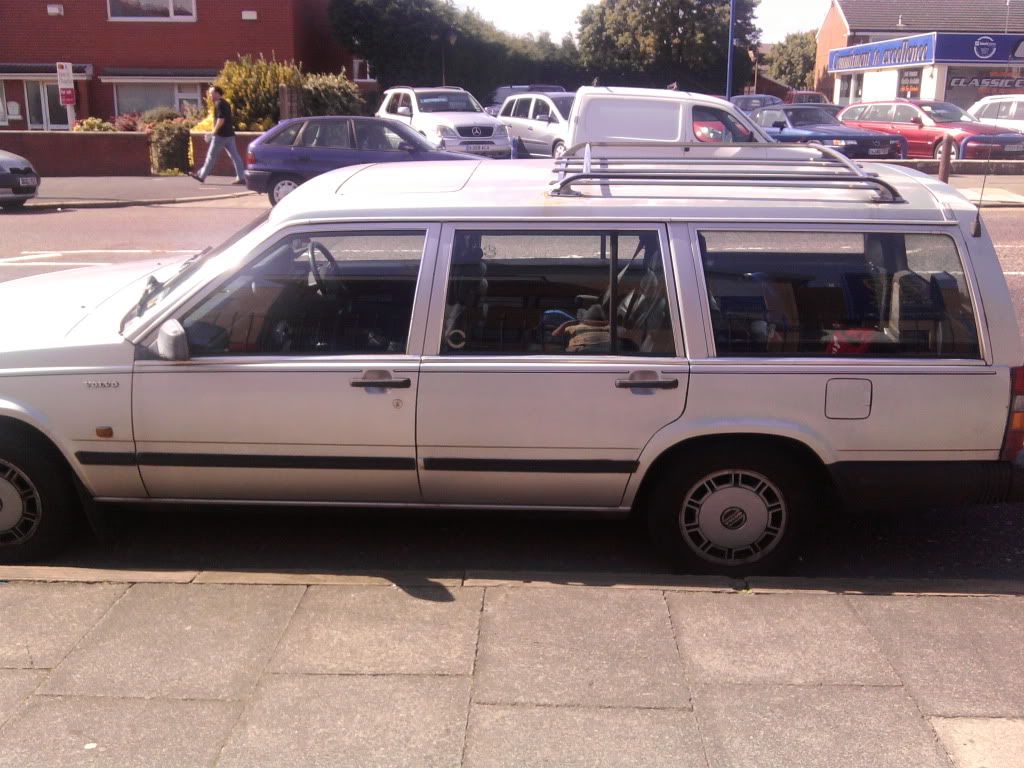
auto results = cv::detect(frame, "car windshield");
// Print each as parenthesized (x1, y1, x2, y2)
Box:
(920, 102, 978, 123)
(120, 212, 269, 334)
(550, 95, 575, 119)
(416, 91, 483, 113)
(786, 107, 842, 126)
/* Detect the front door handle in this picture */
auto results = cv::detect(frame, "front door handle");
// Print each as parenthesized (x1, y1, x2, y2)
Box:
(615, 378, 679, 390)
(351, 377, 411, 389)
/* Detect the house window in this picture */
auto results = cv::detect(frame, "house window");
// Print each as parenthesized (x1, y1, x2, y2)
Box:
(0, 82, 7, 125)
(25, 82, 70, 130)
(108, 0, 197, 21)
(114, 83, 203, 115)
(352, 58, 376, 82)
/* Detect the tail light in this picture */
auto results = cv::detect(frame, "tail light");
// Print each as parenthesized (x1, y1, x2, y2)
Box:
(1001, 367, 1024, 462)
(245, 150, 255, 167)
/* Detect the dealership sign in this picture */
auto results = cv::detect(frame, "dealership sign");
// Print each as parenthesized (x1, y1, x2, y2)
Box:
(830, 32, 1024, 73)
(934, 33, 1024, 63)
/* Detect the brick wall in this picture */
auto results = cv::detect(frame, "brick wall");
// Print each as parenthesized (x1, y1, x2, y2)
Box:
(815, 2, 851, 95)
(189, 133, 260, 177)
(0, 131, 151, 176)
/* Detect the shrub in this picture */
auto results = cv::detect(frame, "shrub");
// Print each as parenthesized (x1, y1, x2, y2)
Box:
(303, 70, 364, 116)
(215, 54, 303, 127)
(140, 106, 181, 126)
(73, 117, 115, 132)
(149, 120, 191, 174)
(113, 112, 140, 132)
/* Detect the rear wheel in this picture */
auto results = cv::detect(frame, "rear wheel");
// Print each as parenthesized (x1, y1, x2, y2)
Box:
(0, 433, 80, 563)
(934, 141, 959, 161)
(645, 444, 813, 574)
(268, 175, 302, 206)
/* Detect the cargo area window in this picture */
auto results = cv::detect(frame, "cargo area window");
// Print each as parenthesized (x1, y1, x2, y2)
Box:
(699, 231, 980, 359)
(181, 231, 425, 357)
(441, 230, 675, 357)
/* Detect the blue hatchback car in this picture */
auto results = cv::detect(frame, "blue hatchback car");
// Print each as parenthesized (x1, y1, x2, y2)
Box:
(751, 104, 907, 159)
(245, 116, 471, 204)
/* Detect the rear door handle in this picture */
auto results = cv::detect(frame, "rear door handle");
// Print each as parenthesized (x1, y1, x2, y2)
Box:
(351, 377, 411, 389)
(615, 378, 679, 390)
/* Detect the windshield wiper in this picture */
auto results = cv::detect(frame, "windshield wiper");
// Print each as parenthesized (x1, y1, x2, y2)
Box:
(134, 275, 164, 319)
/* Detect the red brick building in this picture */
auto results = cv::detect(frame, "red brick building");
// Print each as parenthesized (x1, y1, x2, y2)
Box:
(0, 0, 376, 130)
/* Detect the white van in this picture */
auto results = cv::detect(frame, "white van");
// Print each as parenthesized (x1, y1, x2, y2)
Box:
(0, 143, 1020, 573)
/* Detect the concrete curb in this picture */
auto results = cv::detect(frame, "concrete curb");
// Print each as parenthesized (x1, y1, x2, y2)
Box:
(24, 190, 256, 210)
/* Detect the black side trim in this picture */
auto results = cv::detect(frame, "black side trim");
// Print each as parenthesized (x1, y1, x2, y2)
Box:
(829, 460, 1020, 509)
(423, 458, 639, 474)
(137, 453, 416, 470)
(76, 452, 138, 466)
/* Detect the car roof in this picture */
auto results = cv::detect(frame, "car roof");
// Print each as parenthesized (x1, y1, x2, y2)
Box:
(268, 149, 972, 227)
(577, 86, 735, 109)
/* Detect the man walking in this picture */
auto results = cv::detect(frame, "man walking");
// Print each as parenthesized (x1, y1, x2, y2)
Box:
(191, 86, 245, 184)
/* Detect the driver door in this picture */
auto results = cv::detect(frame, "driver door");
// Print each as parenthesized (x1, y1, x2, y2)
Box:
(131, 225, 438, 502)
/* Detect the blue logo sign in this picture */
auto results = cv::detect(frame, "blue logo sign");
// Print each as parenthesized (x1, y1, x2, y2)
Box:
(829, 34, 936, 73)
(974, 36, 998, 59)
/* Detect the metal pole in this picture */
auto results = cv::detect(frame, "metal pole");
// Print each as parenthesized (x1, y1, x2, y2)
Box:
(726, 0, 737, 98)
(441, 45, 446, 86)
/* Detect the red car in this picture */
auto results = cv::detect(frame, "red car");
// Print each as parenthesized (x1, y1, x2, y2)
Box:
(838, 99, 1024, 160)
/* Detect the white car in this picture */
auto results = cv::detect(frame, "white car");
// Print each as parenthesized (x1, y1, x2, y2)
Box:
(498, 91, 575, 158)
(1, 143, 1021, 573)
(376, 86, 512, 158)
(0, 149, 40, 210)
(566, 86, 771, 152)
(967, 95, 1024, 134)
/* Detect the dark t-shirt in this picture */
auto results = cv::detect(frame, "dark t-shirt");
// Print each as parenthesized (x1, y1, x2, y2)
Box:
(214, 99, 235, 137)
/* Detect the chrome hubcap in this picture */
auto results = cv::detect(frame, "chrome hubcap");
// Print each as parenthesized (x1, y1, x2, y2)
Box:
(274, 180, 298, 203)
(679, 469, 785, 565)
(553, 143, 566, 158)
(0, 459, 41, 545)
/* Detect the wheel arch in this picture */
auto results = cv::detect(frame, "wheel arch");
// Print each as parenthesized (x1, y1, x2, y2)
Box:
(0, 410, 84, 490)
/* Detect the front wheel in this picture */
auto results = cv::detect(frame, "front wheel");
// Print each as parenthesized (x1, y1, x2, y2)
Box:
(0, 434, 80, 563)
(552, 141, 566, 159)
(268, 175, 302, 206)
(934, 141, 959, 161)
(645, 445, 812, 574)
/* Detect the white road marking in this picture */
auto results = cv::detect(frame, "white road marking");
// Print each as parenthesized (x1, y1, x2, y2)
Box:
(0, 262, 110, 267)
(18, 249, 192, 255)
(1003, 271, 1024, 276)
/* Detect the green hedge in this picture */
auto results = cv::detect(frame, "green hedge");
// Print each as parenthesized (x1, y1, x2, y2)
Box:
(149, 121, 191, 174)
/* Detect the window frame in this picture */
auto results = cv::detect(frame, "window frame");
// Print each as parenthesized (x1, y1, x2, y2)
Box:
(112, 81, 202, 116)
(0, 81, 7, 126)
(424, 222, 684, 361)
(107, 0, 197, 22)
(686, 222, 990, 365)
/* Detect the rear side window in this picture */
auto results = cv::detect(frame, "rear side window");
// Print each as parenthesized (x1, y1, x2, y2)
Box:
(862, 104, 894, 121)
(442, 230, 676, 357)
(699, 231, 980, 359)
(266, 123, 302, 146)
(512, 98, 532, 118)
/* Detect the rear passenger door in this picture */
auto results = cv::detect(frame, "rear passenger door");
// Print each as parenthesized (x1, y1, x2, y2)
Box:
(417, 224, 688, 508)
(688, 225, 1006, 476)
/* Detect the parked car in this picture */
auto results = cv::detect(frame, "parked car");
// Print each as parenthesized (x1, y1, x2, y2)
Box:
(785, 90, 831, 104)
(498, 91, 576, 157)
(566, 87, 771, 151)
(968, 94, 1024, 133)
(0, 150, 40, 211)
(485, 84, 566, 116)
(3, 142, 1019, 574)
(839, 100, 1024, 159)
(730, 94, 783, 113)
(244, 116, 469, 205)
(376, 86, 512, 158)
(751, 104, 907, 158)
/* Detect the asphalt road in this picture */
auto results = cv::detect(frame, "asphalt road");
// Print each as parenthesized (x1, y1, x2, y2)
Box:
(1, 199, 1022, 580)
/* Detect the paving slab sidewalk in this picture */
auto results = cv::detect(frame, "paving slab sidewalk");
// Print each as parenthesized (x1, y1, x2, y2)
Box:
(1, 576, 1022, 767)
(24, 175, 255, 209)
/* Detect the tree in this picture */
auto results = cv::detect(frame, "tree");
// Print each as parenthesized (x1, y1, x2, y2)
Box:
(766, 30, 816, 90)
(577, 0, 759, 92)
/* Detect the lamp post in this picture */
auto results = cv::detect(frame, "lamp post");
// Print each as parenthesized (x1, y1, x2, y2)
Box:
(431, 29, 459, 86)
(725, 0, 737, 98)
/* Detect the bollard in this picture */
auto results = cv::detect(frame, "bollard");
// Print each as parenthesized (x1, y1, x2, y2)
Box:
(938, 135, 953, 183)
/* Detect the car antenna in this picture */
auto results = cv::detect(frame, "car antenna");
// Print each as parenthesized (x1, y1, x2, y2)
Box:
(971, 160, 990, 238)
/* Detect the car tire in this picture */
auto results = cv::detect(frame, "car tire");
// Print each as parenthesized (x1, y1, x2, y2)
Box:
(0, 200, 27, 211)
(0, 432, 80, 564)
(934, 141, 959, 161)
(268, 175, 302, 206)
(552, 140, 566, 159)
(645, 444, 813, 575)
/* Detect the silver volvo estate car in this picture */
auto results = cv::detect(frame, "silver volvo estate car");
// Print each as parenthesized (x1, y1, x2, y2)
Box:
(1, 144, 1021, 573)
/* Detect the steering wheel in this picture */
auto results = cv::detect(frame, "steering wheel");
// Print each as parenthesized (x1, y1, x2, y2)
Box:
(306, 241, 340, 294)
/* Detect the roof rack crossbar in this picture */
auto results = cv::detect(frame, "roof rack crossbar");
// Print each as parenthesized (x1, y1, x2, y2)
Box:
(550, 141, 904, 202)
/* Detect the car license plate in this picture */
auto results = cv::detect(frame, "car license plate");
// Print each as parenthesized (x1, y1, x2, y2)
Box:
(1005, 144, 1023, 152)
(464, 144, 490, 152)
(16, 177, 35, 187)
(868, 147, 889, 155)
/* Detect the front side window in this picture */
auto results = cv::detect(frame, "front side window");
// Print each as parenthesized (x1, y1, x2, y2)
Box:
(355, 120, 428, 151)
(500, 99, 516, 117)
(533, 99, 551, 120)
(757, 109, 787, 127)
(692, 106, 756, 143)
(182, 231, 425, 357)
(512, 98, 532, 119)
(862, 104, 894, 122)
(700, 231, 980, 359)
(441, 230, 676, 357)
(108, 0, 196, 20)
(891, 105, 918, 124)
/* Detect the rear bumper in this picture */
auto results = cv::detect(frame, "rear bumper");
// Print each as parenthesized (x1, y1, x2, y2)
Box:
(829, 461, 1024, 509)
(244, 169, 272, 193)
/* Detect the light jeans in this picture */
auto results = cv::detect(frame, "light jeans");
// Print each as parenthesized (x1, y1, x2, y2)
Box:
(197, 134, 245, 181)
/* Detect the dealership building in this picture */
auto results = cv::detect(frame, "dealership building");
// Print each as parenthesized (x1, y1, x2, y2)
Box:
(815, 0, 1024, 108)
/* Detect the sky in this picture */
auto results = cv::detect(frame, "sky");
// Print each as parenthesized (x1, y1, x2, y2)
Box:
(453, 0, 833, 43)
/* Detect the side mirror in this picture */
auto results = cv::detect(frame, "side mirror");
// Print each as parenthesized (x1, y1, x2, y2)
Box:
(398, 141, 416, 152)
(911, 115, 924, 126)
(397, 106, 412, 117)
(772, 121, 787, 130)
(156, 319, 190, 361)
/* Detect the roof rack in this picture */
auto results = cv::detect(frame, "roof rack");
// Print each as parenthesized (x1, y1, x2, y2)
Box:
(550, 142, 905, 203)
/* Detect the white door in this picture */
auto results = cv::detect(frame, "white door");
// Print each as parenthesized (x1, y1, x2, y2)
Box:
(132, 226, 438, 502)
(417, 224, 689, 508)
(25, 82, 70, 130)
